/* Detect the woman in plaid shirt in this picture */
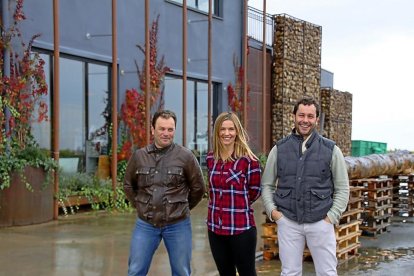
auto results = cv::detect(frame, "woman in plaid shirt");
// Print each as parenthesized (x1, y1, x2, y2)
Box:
(206, 112, 261, 276)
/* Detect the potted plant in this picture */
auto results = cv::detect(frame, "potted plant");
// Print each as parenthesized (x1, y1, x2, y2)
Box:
(0, 0, 57, 227)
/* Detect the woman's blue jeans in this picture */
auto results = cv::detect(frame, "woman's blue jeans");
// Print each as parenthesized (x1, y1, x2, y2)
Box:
(128, 217, 192, 276)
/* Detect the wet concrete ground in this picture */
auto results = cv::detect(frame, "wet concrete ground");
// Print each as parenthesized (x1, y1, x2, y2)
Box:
(1, 199, 414, 275)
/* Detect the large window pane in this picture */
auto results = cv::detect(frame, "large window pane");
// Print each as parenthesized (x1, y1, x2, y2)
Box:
(164, 75, 214, 166)
(32, 53, 51, 150)
(59, 58, 85, 172)
(187, 82, 209, 164)
(86, 63, 109, 173)
(169, 0, 219, 16)
(164, 77, 183, 144)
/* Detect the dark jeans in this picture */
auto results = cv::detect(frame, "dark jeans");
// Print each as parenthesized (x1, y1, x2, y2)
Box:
(208, 227, 257, 276)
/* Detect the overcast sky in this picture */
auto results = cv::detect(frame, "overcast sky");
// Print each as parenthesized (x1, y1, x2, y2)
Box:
(248, 0, 414, 151)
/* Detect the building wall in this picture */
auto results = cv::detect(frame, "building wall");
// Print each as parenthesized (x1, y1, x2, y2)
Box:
(247, 45, 273, 153)
(19, 0, 243, 111)
(321, 88, 353, 156)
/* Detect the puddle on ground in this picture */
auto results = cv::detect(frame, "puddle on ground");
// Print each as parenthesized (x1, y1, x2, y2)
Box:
(337, 247, 414, 274)
(256, 247, 414, 275)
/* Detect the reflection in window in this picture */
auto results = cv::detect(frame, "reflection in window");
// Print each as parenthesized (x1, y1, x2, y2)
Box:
(31, 50, 111, 174)
(87, 64, 109, 173)
(60, 58, 85, 154)
(164, 75, 216, 165)
(31, 53, 51, 150)
(164, 77, 183, 144)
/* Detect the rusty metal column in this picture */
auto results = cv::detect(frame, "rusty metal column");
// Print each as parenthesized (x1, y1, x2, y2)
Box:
(182, 1, 188, 147)
(145, 0, 151, 144)
(111, 0, 118, 189)
(207, 0, 212, 151)
(242, 0, 248, 126)
(262, 0, 267, 152)
(52, 0, 60, 220)
(2, 0, 11, 149)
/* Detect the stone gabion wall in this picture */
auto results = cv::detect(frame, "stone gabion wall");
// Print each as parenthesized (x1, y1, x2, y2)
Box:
(272, 14, 322, 143)
(321, 88, 353, 156)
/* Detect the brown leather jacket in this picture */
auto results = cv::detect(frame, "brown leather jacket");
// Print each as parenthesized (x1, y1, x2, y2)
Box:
(123, 143, 206, 227)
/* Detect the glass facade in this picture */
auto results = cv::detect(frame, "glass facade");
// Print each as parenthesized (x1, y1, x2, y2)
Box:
(31, 53, 51, 150)
(164, 75, 217, 165)
(31, 51, 110, 174)
(31, 52, 217, 171)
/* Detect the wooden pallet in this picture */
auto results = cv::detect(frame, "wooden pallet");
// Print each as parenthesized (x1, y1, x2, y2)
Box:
(349, 186, 364, 199)
(262, 235, 278, 250)
(361, 216, 391, 236)
(361, 225, 389, 237)
(339, 208, 363, 225)
(337, 229, 361, 250)
(347, 199, 362, 211)
(363, 204, 393, 218)
(335, 220, 361, 240)
(364, 188, 392, 200)
(363, 213, 392, 224)
(337, 241, 361, 260)
(350, 178, 393, 190)
(262, 248, 279, 261)
(364, 198, 392, 208)
(262, 222, 277, 237)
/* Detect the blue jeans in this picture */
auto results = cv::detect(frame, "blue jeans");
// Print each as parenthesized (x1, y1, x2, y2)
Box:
(128, 217, 192, 276)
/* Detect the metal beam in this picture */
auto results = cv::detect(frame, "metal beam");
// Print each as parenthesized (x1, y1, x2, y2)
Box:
(111, 0, 118, 189)
(262, 0, 267, 152)
(182, 0, 188, 147)
(52, 0, 60, 220)
(145, 0, 151, 144)
(207, 0, 212, 151)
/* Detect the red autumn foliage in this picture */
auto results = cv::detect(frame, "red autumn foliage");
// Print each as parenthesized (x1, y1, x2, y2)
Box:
(118, 15, 171, 161)
(227, 54, 250, 119)
(0, 0, 48, 153)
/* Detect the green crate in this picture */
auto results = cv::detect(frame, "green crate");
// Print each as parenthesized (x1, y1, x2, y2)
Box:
(351, 140, 387, 157)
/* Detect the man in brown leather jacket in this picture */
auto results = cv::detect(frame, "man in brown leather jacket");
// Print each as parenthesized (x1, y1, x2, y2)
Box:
(124, 110, 205, 276)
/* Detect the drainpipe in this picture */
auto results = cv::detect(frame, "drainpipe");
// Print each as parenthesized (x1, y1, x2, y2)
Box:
(52, 0, 60, 220)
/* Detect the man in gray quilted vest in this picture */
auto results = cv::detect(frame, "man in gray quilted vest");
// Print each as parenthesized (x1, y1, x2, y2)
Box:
(261, 96, 350, 276)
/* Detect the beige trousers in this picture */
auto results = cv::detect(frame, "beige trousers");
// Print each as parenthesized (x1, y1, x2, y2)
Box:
(276, 216, 337, 276)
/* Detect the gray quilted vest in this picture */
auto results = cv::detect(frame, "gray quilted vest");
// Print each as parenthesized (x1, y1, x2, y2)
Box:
(274, 131, 335, 224)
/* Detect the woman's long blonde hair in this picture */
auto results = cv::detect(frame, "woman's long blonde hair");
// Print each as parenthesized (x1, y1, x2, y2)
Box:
(212, 112, 257, 162)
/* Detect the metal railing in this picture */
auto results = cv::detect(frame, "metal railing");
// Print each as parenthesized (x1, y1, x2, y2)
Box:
(248, 6, 274, 46)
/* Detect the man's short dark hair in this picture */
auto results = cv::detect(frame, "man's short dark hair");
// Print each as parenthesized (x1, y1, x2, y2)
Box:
(292, 96, 320, 117)
(151, 110, 177, 128)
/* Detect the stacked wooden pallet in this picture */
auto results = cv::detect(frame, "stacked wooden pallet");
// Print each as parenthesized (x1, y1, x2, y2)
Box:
(261, 221, 278, 261)
(336, 186, 363, 261)
(350, 177, 393, 236)
(392, 175, 414, 216)
(261, 187, 363, 261)
(261, 220, 312, 261)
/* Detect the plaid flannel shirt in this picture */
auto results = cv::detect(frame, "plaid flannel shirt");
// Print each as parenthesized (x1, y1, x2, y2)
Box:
(206, 152, 261, 235)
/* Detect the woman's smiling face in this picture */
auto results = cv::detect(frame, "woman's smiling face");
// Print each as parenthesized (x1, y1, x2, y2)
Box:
(219, 119, 237, 147)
